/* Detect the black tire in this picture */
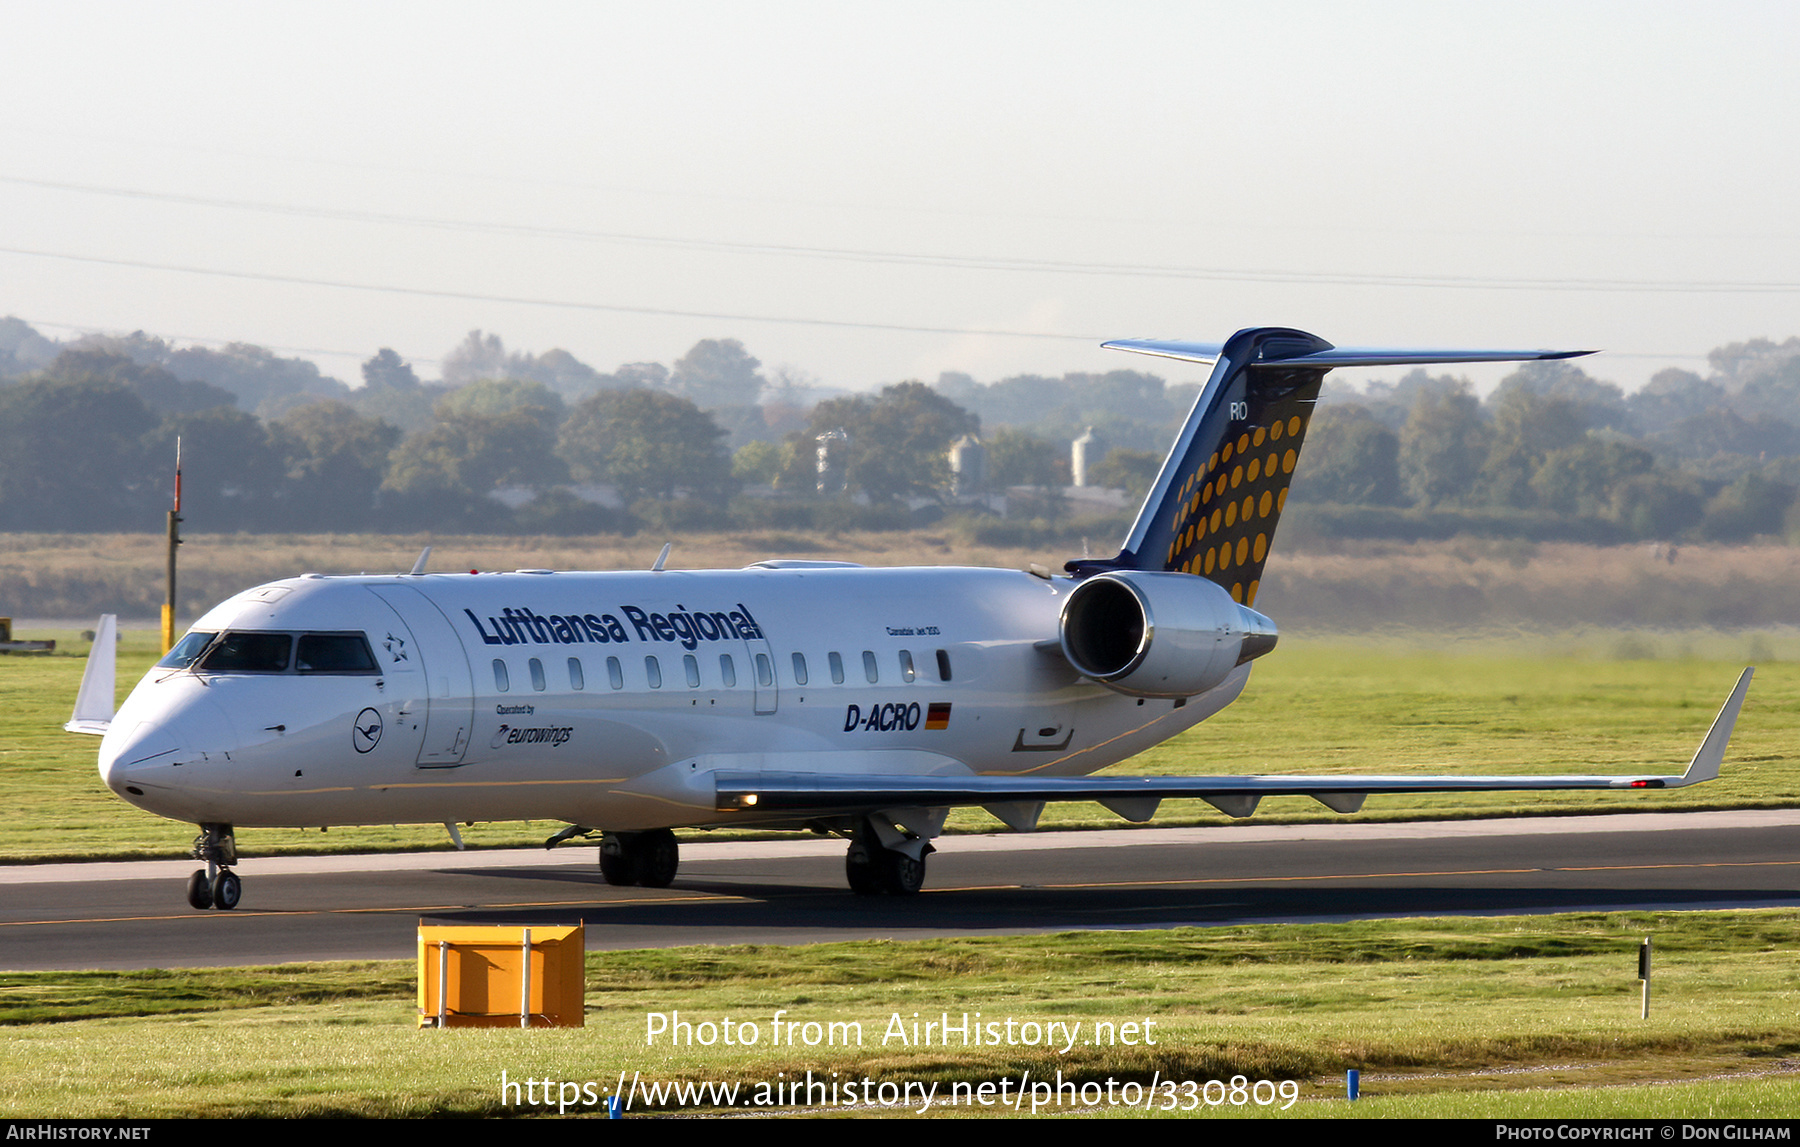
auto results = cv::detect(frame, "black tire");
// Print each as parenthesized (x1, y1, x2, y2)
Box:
(638, 829, 679, 888)
(876, 847, 926, 896)
(186, 869, 212, 910)
(210, 870, 241, 910)
(599, 836, 639, 886)
(845, 844, 881, 896)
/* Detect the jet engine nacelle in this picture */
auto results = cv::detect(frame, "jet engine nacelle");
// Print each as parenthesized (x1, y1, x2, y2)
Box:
(1059, 571, 1279, 699)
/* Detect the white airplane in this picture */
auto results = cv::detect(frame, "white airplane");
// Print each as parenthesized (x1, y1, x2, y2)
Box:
(67, 327, 1752, 911)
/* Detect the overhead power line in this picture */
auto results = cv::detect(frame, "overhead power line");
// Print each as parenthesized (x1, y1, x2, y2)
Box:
(0, 245, 1098, 341)
(5, 174, 1800, 293)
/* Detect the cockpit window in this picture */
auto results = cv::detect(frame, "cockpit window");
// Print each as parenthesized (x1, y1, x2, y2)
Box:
(198, 632, 293, 673)
(296, 633, 378, 674)
(182, 630, 379, 675)
(156, 630, 216, 670)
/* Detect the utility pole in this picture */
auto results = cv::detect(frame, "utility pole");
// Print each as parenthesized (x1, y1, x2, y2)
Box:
(163, 438, 182, 655)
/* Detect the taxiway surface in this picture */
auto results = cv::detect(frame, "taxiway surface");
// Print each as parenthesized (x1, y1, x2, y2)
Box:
(3, 810, 1797, 970)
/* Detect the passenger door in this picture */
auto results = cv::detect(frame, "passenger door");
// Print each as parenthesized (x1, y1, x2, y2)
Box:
(367, 584, 473, 767)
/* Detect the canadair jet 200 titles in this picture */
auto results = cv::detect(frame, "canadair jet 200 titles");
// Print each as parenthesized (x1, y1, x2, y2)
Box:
(68, 327, 1753, 910)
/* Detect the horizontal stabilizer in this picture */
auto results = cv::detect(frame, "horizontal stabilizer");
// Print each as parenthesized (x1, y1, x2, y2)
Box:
(714, 670, 1749, 822)
(64, 614, 117, 736)
(1101, 338, 1594, 368)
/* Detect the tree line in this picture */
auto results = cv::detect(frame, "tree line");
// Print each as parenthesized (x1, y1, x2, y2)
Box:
(1295, 345, 1800, 542)
(2, 316, 1798, 544)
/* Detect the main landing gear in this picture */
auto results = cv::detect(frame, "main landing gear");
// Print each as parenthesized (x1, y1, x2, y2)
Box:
(598, 829, 679, 888)
(185, 823, 241, 910)
(845, 817, 933, 896)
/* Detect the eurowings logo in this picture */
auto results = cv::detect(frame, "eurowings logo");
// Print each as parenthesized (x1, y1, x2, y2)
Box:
(491, 724, 573, 749)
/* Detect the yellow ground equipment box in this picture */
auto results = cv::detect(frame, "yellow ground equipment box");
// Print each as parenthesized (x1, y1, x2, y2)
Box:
(418, 923, 585, 1028)
(0, 618, 55, 653)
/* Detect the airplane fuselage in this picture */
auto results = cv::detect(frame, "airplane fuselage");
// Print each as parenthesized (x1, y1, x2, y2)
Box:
(99, 564, 1248, 833)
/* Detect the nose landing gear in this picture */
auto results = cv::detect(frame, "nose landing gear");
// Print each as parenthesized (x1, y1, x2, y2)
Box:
(186, 823, 240, 910)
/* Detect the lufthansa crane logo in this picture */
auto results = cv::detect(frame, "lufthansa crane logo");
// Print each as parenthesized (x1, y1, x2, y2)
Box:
(352, 708, 383, 753)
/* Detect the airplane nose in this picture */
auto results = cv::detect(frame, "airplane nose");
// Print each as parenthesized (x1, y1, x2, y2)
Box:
(98, 719, 184, 795)
(98, 690, 236, 797)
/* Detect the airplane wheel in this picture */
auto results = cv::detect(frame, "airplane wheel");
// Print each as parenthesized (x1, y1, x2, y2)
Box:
(186, 869, 213, 910)
(210, 870, 241, 911)
(599, 835, 640, 887)
(845, 845, 881, 896)
(876, 848, 926, 896)
(638, 829, 679, 888)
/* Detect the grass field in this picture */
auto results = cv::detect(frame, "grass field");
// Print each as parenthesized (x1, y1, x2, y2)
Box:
(0, 912, 1794, 1118)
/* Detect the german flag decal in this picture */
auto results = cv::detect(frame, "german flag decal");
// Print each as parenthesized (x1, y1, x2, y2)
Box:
(925, 702, 952, 730)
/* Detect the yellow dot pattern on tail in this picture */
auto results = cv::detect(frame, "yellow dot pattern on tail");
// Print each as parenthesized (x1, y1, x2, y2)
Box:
(1163, 404, 1316, 606)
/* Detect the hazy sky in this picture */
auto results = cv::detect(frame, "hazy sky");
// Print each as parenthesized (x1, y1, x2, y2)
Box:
(3, 1, 1797, 394)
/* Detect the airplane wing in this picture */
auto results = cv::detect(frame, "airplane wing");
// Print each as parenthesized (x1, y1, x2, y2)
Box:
(64, 614, 118, 736)
(715, 669, 1751, 823)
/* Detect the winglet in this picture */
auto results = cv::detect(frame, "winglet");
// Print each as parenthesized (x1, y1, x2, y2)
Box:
(1671, 668, 1753, 787)
(64, 614, 117, 736)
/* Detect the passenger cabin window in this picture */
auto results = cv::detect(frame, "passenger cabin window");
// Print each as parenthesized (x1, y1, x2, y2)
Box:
(568, 657, 584, 690)
(493, 659, 510, 692)
(791, 652, 808, 685)
(684, 654, 701, 689)
(755, 653, 773, 688)
(936, 649, 952, 681)
(157, 630, 215, 670)
(529, 658, 546, 691)
(862, 650, 879, 684)
(899, 649, 916, 683)
(199, 632, 291, 673)
(296, 633, 378, 674)
(607, 656, 624, 690)
(645, 656, 663, 689)
(829, 651, 845, 684)
(719, 653, 737, 688)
